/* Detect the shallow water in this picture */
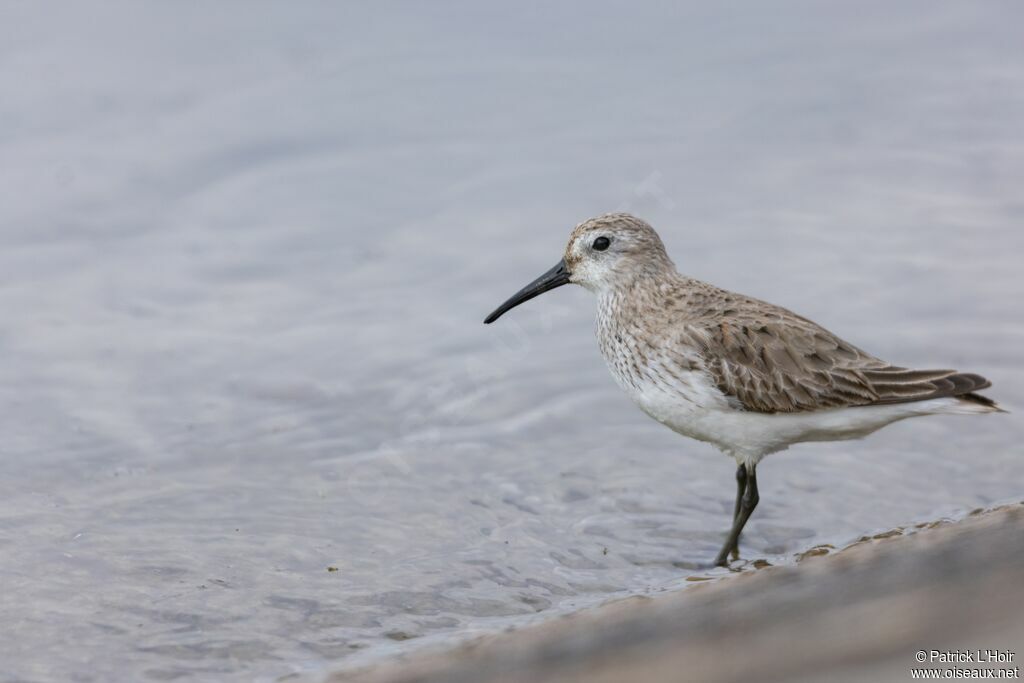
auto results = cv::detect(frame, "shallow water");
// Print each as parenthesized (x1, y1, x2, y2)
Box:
(1, 2, 1023, 681)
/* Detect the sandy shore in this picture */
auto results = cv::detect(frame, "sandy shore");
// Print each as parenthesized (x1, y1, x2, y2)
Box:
(328, 504, 1024, 683)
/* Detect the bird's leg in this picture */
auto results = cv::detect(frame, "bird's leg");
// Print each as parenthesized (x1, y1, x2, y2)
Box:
(729, 464, 747, 560)
(715, 463, 759, 567)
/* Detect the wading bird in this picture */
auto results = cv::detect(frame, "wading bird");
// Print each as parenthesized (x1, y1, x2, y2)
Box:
(484, 213, 1002, 567)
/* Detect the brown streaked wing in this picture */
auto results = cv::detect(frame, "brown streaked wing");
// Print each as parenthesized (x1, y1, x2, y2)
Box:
(686, 316, 988, 414)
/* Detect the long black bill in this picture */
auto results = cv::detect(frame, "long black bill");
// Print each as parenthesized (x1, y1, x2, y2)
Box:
(483, 259, 571, 324)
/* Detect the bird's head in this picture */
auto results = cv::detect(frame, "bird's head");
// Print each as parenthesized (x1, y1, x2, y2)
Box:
(484, 213, 675, 324)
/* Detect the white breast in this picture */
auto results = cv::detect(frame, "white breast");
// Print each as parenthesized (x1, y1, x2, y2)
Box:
(595, 307, 736, 445)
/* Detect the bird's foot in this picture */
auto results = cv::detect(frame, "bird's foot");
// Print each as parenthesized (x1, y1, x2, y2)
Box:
(713, 540, 740, 567)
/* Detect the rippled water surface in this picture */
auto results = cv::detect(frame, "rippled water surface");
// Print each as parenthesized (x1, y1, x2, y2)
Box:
(2, 2, 1023, 681)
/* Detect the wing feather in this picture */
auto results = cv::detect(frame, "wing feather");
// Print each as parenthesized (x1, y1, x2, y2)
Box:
(686, 309, 992, 414)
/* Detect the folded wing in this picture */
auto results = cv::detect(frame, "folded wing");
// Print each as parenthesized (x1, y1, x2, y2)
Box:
(689, 314, 992, 414)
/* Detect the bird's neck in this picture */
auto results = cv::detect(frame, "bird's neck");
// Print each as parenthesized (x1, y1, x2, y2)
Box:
(595, 272, 711, 333)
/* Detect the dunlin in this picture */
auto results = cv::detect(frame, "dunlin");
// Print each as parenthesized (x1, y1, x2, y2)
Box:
(484, 213, 1003, 567)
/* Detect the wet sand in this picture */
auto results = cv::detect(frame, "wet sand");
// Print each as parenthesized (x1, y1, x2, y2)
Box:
(329, 504, 1024, 683)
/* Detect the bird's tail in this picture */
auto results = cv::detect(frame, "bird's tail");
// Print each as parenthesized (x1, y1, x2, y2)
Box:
(934, 393, 1007, 415)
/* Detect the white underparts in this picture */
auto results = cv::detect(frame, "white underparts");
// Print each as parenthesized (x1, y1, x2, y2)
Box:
(596, 318, 997, 467)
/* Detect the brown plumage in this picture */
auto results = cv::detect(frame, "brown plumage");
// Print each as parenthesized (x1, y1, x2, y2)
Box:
(566, 213, 996, 416)
(484, 212, 1003, 567)
(681, 294, 994, 414)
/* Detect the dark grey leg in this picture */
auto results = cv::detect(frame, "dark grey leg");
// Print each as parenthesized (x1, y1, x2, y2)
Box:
(729, 464, 747, 560)
(715, 463, 759, 567)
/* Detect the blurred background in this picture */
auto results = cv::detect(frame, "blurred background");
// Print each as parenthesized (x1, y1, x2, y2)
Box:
(0, 2, 1022, 681)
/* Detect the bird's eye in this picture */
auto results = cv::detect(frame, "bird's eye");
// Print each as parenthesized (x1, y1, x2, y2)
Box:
(592, 236, 611, 251)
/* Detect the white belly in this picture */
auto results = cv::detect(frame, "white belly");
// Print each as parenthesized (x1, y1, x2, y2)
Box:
(610, 364, 738, 447)
(617, 367, 972, 466)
